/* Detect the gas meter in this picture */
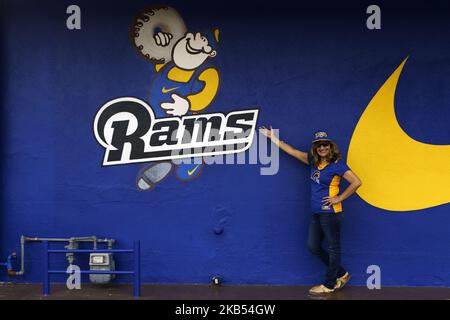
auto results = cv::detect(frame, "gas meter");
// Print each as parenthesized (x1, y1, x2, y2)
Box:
(89, 253, 115, 284)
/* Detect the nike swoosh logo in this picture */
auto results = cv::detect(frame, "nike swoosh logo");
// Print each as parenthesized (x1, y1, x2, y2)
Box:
(348, 57, 450, 211)
(188, 164, 201, 176)
(162, 86, 179, 94)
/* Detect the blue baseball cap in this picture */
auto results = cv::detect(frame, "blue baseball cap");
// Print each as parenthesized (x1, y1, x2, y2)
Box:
(312, 131, 333, 143)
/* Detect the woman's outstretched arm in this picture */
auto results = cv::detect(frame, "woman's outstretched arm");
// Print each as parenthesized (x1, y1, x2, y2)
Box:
(259, 126, 309, 165)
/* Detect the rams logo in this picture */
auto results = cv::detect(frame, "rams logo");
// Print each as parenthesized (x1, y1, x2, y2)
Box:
(311, 170, 321, 184)
(315, 131, 328, 139)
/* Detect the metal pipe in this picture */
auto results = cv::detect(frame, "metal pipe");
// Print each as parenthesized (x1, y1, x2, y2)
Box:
(7, 236, 24, 276)
(48, 249, 133, 253)
(23, 236, 114, 243)
(48, 270, 134, 275)
(6, 235, 116, 276)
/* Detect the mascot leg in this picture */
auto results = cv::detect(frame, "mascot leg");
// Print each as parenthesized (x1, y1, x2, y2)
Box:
(136, 161, 173, 191)
(174, 157, 205, 181)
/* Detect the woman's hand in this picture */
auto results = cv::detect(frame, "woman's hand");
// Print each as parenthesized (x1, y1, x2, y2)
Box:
(259, 126, 275, 139)
(259, 125, 309, 165)
(322, 196, 342, 206)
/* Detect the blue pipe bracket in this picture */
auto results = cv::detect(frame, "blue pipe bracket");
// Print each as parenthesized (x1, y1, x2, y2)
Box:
(42, 240, 141, 297)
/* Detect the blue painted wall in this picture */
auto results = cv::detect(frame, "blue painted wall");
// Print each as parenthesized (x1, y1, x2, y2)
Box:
(1, 0, 449, 286)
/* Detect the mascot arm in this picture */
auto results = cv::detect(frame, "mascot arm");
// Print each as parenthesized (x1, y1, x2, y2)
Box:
(187, 68, 219, 112)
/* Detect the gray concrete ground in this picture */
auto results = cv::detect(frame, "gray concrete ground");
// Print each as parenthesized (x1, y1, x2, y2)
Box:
(0, 283, 449, 300)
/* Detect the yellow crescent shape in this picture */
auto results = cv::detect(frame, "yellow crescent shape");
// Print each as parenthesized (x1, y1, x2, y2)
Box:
(347, 58, 450, 211)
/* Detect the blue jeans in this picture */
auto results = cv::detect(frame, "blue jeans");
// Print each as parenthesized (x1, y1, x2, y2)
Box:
(308, 213, 347, 289)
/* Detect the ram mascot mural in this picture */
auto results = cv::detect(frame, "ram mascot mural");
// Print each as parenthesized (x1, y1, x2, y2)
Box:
(130, 6, 220, 191)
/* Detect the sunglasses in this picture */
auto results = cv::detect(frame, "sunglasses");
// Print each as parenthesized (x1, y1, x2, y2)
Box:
(314, 142, 331, 148)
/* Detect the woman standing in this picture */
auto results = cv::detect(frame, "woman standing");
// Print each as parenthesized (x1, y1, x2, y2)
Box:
(259, 127, 362, 295)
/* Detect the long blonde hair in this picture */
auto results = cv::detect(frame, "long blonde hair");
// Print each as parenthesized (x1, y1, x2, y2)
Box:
(310, 141, 342, 167)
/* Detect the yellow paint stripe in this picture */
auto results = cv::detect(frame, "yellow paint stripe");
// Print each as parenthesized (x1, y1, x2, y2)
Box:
(330, 175, 342, 213)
